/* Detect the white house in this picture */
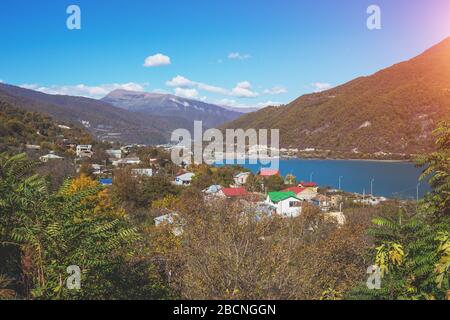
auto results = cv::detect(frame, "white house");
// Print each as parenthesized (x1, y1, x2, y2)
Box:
(132, 168, 153, 177)
(39, 153, 64, 163)
(106, 149, 122, 159)
(112, 156, 141, 167)
(354, 197, 387, 206)
(76, 145, 93, 158)
(174, 172, 195, 186)
(202, 185, 223, 196)
(233, 172, 251, 186)
(266, 191, 302, 218)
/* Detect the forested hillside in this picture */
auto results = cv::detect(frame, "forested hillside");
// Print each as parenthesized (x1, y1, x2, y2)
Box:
(224, 37, 450, 156)
(0, 101, 93, 153)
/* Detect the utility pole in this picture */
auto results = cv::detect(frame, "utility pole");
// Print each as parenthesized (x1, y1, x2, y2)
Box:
(416, 183, 420, 208)
(363, 188, 366, 207)
(370, 178, 375, 196)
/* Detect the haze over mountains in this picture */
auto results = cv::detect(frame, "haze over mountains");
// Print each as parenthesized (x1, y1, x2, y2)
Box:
(223, 37, 450, 155)
(102, 89, 243, 128)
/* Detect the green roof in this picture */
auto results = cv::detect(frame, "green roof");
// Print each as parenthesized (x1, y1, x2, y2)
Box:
(268, 191, 299, 203)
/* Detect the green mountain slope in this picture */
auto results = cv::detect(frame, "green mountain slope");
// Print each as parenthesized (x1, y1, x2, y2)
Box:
(224, 37, 450, 156)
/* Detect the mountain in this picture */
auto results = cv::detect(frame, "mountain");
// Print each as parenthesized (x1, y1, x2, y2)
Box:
(0, 83, 193, 145)
(223, 37, 450, 156)
(101, 89, 243, 128)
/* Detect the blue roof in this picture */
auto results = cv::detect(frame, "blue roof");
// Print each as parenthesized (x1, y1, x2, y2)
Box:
(99, 178, 113, 185)
(203, 185, 222, 194)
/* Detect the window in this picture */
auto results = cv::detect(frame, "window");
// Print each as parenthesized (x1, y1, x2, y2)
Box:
(289, 201, 300, 208)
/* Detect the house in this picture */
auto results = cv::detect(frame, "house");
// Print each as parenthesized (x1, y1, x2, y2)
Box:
(154, 212, 183, 236)
(282, 186, 306, 196)
(106, 149, 122, 159)
(91, 164, 105, 175)
(330, 195, 343, 208)
(266, 191, 302, 218)
(233, 172, 251, 186)
(112, 156, 141, 167)
(132, 168, 153, 177)
(298, 181, 318, 189)
(39, 153, 64, 163)
(354, 197, 387, 206)
(221, 187, 249, 198)
(258, 168, 280, 177)
(203, 185, 223, 196)
(99, 178, 113, 186)
(312, 194, 331, 211)
(63, 141, 77, 150)
(282, 186, 317, 201)
(76, 145, 93, 158)
(174, 172, 195, 186)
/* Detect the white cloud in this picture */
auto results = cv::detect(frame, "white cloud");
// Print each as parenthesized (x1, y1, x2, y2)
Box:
(228, 52, 251, 60)
(231, 81, 259, 98)
(311, 82, 333, 92)
(174, 87, 199, 99)
(197, 83, 229, 95)
(19, 82, 147, 99)
(0, 79, 4, 83)
(264, 86, 288, 95)
(166, 76, 258, 98)
(166, 75, 195, 88)
(143, 53, 171, 67)
(216, 98, 282, 110)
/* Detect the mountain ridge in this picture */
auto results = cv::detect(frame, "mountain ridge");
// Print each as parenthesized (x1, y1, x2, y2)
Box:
(223, 37, 450, 156)
(0, 83, 191, 145)
(101, 89, 243, 128)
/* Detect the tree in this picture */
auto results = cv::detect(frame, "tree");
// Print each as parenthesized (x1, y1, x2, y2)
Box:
(0, 153, 170, 299)
(350, 121, 450, 300)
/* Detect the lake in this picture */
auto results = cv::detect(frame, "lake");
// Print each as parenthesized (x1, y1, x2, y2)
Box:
(216, 159, 430, 199)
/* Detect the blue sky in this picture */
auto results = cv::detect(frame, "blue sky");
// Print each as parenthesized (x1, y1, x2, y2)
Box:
(0, 0, 449, 109)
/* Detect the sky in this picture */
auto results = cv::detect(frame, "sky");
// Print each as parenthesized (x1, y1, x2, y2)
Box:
(0, 0, 449, 109)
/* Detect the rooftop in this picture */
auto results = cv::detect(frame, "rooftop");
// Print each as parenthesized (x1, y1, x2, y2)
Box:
(222, 187, 249, 197)
(268, 191, 299, 203)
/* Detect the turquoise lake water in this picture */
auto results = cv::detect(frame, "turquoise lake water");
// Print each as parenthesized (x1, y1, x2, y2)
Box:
(216, 159, 430, 199)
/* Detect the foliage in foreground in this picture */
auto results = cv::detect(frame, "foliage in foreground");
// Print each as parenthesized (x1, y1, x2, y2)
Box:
(0, 153, 169, 299)
(349, 121, 450, 300)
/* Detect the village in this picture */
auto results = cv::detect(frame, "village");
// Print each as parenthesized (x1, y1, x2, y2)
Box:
(28, 137, 391, 236)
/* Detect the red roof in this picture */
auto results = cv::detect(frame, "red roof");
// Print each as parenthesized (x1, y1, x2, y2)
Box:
(259, 169, 280, 177)
(299, 181, 317, 188)
(282, 186, 307, 194)
(222, 187, 249, 197)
